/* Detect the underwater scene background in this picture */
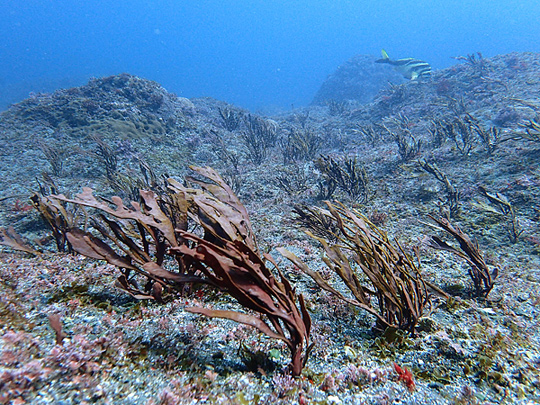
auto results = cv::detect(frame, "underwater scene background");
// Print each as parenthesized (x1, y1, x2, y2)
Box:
(1, 1, 540, 405)
(2, 0, 540, 111)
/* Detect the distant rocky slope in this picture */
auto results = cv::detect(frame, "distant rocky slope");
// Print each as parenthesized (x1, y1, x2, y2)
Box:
(311, 54, 404, 105)
(1, 52, 540, 244)
(0, 74, 245, 199)
(367, 51, 540, 123)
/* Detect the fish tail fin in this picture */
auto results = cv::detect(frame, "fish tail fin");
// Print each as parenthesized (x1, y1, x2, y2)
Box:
(376, 49, 390, 63)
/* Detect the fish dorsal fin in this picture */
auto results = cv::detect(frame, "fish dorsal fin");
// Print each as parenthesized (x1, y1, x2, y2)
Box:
(381, 49, 390, 60)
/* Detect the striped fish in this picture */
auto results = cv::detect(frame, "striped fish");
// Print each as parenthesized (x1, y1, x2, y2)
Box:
(376, 49, 431, 80)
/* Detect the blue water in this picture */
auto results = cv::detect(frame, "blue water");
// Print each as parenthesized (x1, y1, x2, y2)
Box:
(1, 0, 540, 111)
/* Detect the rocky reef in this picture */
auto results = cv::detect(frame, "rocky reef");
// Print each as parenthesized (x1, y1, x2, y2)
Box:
(1, 52, 539, 404)
(311, 54, 404, 106)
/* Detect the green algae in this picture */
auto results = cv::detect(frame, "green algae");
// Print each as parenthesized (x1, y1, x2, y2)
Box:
(370, 327, 414, 358)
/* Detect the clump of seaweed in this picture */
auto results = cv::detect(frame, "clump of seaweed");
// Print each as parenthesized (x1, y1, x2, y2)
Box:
(292, 204, 339, 241)
(90, 134, 119, 180)
(219, 106, 244, 131)
(465, 116, 501, 156)
(274, 166, 311, 197)
(30, 192, 81, 253)
(206, 129, 241, 174)
(52, 186, 186, 302)
(516, 115, 540, 143)
(454, 52, 485, 67)
(428, 119, 448, 148)
(280, 201, 430, 334)
(240, 115, 278, 164)
(418, 159, 461, 219)
(39, 140, 67, 176)
(350, 123, 382, 147)
(168, 168, 313, 376)
(453, 52, 490, 77)
(314, 155, 372, 203)
(430, 112, 509, 156)
(279, 127, 323, 164)
(104, 159, 168, 203)
(475, 186, 523, 243)
(173, 233, 312, 376)
(381, 115, 422, 161)
(422, 215, 498, 298)
(45, 166, 312, 376)
(429, 115, 476, 156)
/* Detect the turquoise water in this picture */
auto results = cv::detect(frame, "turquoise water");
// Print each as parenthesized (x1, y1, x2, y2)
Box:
(1, 0, 540, 110)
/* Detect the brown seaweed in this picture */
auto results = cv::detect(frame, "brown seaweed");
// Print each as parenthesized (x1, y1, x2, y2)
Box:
(280, 201, 429, 334)
(46, 166, 311, 376)
(422, 215, 498, 297)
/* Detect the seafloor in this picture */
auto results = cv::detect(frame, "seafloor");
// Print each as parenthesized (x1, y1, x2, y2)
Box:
(0, 52, 539, 404)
